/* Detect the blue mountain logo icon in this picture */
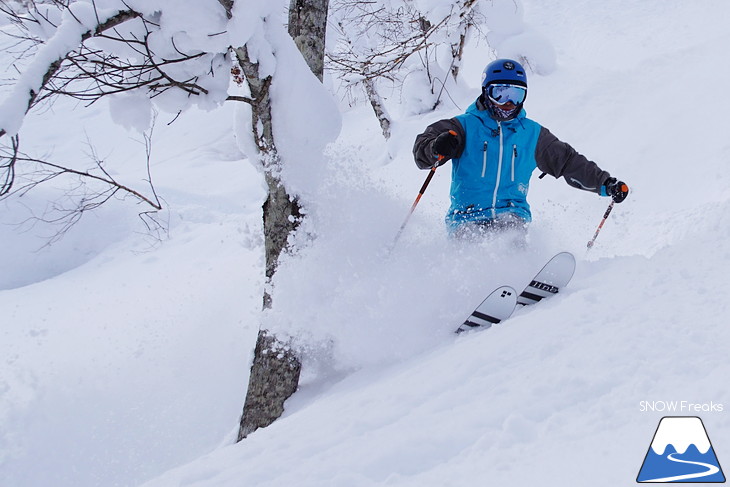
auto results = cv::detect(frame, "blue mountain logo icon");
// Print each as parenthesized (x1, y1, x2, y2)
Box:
(637, 416, 725, 483)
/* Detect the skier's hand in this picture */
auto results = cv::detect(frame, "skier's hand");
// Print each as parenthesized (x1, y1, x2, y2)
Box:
(603, 177, 629, 203)
(432, 130, 459, 165)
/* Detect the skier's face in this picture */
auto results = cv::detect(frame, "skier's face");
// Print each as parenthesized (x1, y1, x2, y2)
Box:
(493, 100, 516, 110)
(487, 98, 520, 122)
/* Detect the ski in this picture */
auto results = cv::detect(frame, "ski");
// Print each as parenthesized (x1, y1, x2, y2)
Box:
(517, 251, 576, 306)
(455, 252, 576, 334)
(455, 285, 517, 334)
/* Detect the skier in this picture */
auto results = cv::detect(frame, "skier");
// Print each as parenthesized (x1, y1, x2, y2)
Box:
(413, 58, 629, 240)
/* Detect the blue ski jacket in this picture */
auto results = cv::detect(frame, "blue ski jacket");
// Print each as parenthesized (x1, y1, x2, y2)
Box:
(413, 97, 611, 231)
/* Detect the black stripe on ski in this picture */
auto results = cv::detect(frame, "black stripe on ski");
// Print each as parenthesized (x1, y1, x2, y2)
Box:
(458, 320, 496, 334)
(471, 310, 501, 324)
(519, 290, 543, 303)
(461, 321, 483, 329)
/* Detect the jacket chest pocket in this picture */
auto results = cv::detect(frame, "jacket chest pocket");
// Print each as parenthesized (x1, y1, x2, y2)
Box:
(510, 145, 517, 181)
(481, 141, 488, 178)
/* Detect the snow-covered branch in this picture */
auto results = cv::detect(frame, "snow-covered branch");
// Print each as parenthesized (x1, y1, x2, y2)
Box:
(0, 3, 142, 138)
(0, 0, 235, 213)
(328, 0, 480, 132)
(328, 1, 448, 83)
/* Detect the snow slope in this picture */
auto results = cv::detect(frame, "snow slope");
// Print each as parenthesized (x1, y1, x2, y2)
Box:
(0, 97, 264, 485)
(3, 0, 730, 486)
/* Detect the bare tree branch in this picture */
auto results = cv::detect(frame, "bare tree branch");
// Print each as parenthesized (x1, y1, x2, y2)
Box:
(5, 152, 162, 210)
(328, 0, 481, 133)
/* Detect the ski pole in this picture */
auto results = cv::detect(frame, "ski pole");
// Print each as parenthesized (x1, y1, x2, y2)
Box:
(389, 129, 457, 250)
(586, 200, 615, 250)
(390, 161, 440, 249)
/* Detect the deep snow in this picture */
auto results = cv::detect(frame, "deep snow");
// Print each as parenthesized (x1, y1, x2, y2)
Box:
(2, 0, 730, 486)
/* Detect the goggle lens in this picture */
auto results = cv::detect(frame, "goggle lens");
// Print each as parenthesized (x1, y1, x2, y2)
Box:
(487, 84, 527, 105)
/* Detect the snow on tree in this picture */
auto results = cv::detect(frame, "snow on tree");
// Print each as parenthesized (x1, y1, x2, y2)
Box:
(0, 0, 340, 438)
(327, 0, 479, 138)
(479, 0, 556, 74)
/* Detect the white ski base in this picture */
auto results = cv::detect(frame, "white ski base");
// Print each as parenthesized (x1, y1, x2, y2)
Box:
(516, 252, 576, 306)
(456, 285, 517, 334)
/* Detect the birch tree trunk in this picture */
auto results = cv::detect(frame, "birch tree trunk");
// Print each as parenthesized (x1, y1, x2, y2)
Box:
(448, 0, 477, 81)
(234, 0, 330, 440)
(364, 76, 391, 139)
(288, 0, 329, 81)
(232, 43, 304, 441)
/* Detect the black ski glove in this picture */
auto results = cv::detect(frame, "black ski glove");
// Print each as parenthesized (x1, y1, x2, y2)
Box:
(603, 177, 629, 203)
(431, 130, 459, 165)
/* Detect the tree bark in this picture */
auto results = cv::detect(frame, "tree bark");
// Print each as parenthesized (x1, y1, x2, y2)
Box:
(217, 0, 234, 18)
(234, 0, 330, 441)
(363, 76, 391, 139)
(237, 330, 300, 440)
(288, 0, 329, 81)
(233, 45, 303, 441)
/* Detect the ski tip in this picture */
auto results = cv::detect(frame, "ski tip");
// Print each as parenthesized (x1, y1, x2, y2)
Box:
(550, 251, 577, 274)
(455, 285, 517, 334)
(555, 250, 576, 261)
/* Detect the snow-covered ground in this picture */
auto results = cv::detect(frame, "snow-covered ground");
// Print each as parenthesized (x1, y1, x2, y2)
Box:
(2, 0, 730, 486)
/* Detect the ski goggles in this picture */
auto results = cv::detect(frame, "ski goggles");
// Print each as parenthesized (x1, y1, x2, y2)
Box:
(486, 84, 527, 105)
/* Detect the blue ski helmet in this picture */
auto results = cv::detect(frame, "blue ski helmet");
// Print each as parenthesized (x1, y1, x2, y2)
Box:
(481, 59, 527, 121)
(481, 59, 528, 88)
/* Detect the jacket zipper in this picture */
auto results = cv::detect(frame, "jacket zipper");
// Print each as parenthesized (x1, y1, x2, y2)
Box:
(492, 122, 503, 218)
(511, 145, 517, 181)
(481, 141, 488, 178)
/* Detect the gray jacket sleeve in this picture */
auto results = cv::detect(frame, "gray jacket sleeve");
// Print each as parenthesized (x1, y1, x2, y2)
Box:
(535, 126, 611, 194)
(413, 118, 466, 169)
